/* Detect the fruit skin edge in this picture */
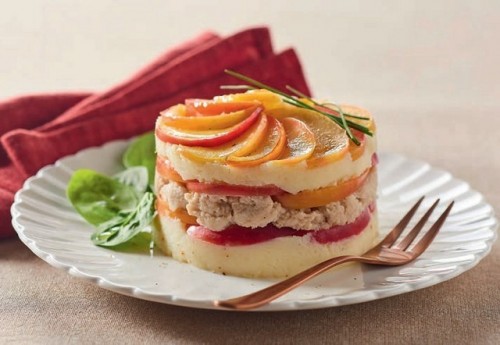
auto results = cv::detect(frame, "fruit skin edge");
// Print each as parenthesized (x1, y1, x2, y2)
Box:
(153, 213, 378, 279)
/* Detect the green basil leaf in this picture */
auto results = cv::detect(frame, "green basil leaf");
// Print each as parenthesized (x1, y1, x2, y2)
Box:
(91, 192, 156, 246)
(123, 132, 156, 188)
(67, 169, 139, 226)
(113, 166, 149, 195)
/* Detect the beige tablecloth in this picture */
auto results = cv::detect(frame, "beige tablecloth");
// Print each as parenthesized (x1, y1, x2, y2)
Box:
(1, 106, 499, 344)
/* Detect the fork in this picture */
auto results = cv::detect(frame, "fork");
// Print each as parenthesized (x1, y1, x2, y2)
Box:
(214, 197, 454, 310)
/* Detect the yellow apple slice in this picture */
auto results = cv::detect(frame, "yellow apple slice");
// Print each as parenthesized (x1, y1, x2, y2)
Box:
(270, 117, 316, 165)
(229, 112, 269, 157)
(278, 117, 316, 162)
(327, 104, 375, 161)
(275, 168, 371, 209)
(216, 89, 284, 111)
(267, 104, 349, 168)
(178, 113, 268, 163)
(160, 104, 187, 117)
(227, 115, 286, 167)
(185, 99, 261, 116)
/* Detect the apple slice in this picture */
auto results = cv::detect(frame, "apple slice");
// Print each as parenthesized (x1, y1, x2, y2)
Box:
(227, 115, 286, 166)
(275, 169, 371, 209)
(339, 104, 374, 161)
(161, 106, 257, 131)
(178, 113, 268, 163)
(267, 104, 349, 168)
(185, 99, 260, 116)
(157, 197, 197, 225)
(156, 156, 184, 183)
(216, 89, 283, 111)
(315, 104, 374, 161)
(270, 117, 316, 165)
(156, 107, 262, 147)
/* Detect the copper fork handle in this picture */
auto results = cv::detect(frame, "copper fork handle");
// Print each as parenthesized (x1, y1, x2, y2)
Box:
(214, 255, 361, 310)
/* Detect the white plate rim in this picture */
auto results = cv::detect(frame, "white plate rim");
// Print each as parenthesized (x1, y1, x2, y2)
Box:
(10, 139, 498, 311)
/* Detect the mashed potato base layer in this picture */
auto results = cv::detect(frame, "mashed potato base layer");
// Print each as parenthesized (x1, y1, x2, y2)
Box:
(156, 136, 376, 194)
(154, 214, 378, 278)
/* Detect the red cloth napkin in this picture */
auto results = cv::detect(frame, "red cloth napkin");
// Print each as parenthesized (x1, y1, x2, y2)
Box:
(0, 27, 311, 240)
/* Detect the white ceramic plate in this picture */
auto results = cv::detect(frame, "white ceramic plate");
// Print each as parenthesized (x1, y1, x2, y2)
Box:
(11, 140, 498, 311)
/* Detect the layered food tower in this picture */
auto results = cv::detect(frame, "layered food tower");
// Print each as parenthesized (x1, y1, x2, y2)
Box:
(154, 88, 377, 278)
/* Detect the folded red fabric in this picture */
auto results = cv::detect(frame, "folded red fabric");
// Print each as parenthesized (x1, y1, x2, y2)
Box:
(0, 27, 311, 240)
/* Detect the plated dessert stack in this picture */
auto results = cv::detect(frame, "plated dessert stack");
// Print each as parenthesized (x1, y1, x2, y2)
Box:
(154, 86, 377, 278)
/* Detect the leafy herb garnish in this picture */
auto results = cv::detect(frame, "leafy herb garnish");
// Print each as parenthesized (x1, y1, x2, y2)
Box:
(223, 69, 373, 145)
(122, 131, 156, 189)
(91, 192, 156, 247)
(67, 169, 140, 226)
(67, 133, 158, 248)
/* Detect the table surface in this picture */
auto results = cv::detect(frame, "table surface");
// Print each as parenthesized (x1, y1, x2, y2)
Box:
(1, 1, 499, 344)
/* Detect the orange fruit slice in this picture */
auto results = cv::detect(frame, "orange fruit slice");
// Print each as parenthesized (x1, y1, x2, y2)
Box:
(227, 115, 286, 166)
(156, 156, 184, 183)
(156, 197, 197, 225)
(270, 117, 316, 165)
(267, 104, 349, 168)
(275, 169, 371, 209)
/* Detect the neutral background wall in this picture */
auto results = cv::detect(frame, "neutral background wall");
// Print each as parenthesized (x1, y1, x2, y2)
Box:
(1, 0, 498, 110)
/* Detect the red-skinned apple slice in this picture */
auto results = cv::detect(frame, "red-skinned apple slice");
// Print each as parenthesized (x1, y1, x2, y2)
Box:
(178, 113, 268, 163)
(156, 106, 263, 147)
(161, 105, 258, 130)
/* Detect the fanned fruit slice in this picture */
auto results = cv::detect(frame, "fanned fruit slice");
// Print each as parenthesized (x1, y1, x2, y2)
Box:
(319, 103, 375, 161)
(267, 104, 349, 168)
(178, 113, 268, 163)
(216, 89, 283, 111)
(275, 168, 371, 209)
(156, 107, 262, 147)
(227, 115, 286, 166)
(185, 99, 260, 116)
(270, 117, 316, 165)
(161, 105, 258, 130)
